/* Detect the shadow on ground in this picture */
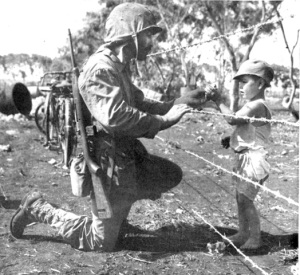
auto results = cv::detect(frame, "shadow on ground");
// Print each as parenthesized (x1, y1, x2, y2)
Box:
(0, 197, 21, 210)
(7, 221, 296, 258)
(116, 223, 298, 257)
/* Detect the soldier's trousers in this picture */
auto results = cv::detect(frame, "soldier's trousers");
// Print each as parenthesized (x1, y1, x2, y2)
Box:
(29, 153, 182, 251)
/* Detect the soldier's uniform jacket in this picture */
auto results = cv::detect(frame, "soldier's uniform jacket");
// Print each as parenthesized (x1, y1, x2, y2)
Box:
(78, 45, 175, 195)
(78, 45, 173, 140)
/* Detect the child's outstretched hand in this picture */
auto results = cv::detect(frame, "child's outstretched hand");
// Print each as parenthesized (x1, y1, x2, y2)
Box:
(221, 136, 230, 149)
(205, 85, 221, 102)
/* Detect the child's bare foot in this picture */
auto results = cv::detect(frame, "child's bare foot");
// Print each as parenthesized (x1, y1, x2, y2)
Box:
(227, 233, 248, 246)
(240, 237, 261, 250)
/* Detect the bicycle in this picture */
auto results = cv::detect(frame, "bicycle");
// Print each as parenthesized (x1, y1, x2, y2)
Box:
(34, 71, 78, 168)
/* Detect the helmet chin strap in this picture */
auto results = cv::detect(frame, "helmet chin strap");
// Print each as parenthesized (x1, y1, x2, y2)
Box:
(132, 32, 139, 60)
(132, 33, 140, 77)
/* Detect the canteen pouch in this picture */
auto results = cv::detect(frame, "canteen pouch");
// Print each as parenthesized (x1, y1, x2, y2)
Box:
(70, 153, 92, 197)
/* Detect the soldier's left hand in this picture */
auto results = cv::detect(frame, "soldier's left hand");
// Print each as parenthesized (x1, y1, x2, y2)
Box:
(175, 87, 206, 109)
(205, 85, 221, 102)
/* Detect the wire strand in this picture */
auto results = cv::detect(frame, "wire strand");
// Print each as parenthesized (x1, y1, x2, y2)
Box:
(148, 17, 283, 57)
(155, 135, 299, 209)
(194, 110, 300, 127)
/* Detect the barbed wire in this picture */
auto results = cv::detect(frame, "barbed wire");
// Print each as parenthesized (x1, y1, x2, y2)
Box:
(145, 97, 299, 128)
(168, 191, 270, 274)
(155, 135, 299, 209)
(190, 208, 270, 275)
(193, 110, 300, 127)
(148, 17, 283, 57)
(184, 148, 299, 208)
(181, 177, 296, 233)
(165, 146, 296, 274)
(269, 205, 299, 215)
(0, 183, 8, 201)
(146, 11, 297, 266)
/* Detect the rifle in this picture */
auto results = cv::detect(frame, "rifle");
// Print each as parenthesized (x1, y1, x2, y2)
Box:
(68, 29, 113, 219)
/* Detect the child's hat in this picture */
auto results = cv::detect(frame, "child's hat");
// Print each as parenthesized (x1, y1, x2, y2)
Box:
(233, 59, 274, 87)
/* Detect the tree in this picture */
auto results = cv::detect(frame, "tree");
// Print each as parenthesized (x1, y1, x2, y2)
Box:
(58, 0, 281, 103)
(274, 4, 299, 120)
(19, 70, 26, 83)
(0, 53, 53, 83)
(31, 54, 53, 73)
(50, 58, 71, 72)
(202, 0, 281, 110)
(140, 0, 280, 102)
(58, 1, 117, 67)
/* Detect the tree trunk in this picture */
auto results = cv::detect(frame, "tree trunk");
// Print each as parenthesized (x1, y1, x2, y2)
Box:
(276, 8, 299, 120)
(204, 0, 266, 111)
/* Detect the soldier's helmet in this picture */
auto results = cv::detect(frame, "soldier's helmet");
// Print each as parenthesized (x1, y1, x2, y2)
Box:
(104, 3, 162, 44)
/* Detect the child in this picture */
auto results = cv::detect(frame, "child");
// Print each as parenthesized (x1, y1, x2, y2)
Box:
(206, 59, 274, 249)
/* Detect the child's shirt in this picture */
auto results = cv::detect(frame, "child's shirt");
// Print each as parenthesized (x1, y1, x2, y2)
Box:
(230, 99, 272, 152)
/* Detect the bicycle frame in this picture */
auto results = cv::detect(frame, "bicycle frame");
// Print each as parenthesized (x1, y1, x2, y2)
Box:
(37, 71, 77, 168)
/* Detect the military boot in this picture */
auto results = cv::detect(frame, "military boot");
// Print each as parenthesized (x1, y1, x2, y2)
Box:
(10, 189, 43, 238)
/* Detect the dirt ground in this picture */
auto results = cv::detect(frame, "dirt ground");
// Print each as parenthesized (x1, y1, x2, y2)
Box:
(0, 100, 298, 275)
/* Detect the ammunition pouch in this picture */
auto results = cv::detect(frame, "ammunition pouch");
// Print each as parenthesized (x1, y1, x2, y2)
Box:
(70, 153, 92, 197)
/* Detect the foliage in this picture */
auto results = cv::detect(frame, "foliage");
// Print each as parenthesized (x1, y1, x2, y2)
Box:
(58, 1, 117, 67)
(49, 58, 72, 72)
(4, 0, 298, 101)
(0, 53, 52, 83)
(272, 64, 300, 89)
(55, 1, 283, 100)
(0, 54, 52, 74)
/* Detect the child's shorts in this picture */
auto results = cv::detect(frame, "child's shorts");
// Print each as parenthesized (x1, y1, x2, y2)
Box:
(232, 148, 270, 201)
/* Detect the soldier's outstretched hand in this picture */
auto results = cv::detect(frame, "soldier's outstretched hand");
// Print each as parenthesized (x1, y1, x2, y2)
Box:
(174, 88, 206, 109)
(160, 104, 192, 130)
(205, 85, 221, 102)
(221, 136, 230, 149)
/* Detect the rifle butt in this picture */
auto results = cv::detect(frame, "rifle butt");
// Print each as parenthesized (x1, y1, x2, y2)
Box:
(91, 173, 113, 219)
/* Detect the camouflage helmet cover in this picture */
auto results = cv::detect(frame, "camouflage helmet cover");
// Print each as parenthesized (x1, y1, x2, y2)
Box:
(104, 3, 162, 43)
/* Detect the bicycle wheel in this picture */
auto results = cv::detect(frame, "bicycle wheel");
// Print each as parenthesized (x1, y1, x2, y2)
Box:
(34, 102, 46, 134)
(59, 98, 77, 168)
(45, 92, 60, 147)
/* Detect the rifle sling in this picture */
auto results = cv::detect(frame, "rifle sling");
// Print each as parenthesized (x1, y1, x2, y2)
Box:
(85, 125, 116, 188)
